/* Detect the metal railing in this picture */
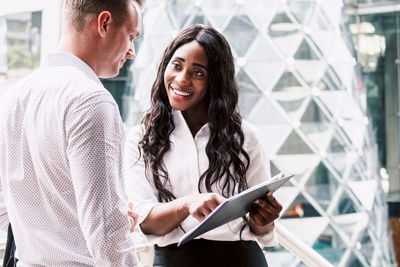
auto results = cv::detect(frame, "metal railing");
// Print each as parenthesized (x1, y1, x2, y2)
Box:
(275, 222, 334, 267)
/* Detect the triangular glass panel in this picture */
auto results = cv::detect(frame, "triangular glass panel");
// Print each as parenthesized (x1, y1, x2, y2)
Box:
(345, 252, 365, 267)
(244, 35, 285, 92)
(188, 8, 211, 25)
(332, 212, 369, 246)
(314, 66, 344, 91)
(270, 161, 282, 177)
(340, 28, 357, 59)
(375, 202, 389, 235)
(294, 60, 327, 86)
(318, 0, 342, 27)
(339, 97, 366, 150)
(305, 162, 339, 210)
(347, 164, 364, 182)
(312, 224, 347, 265)
(268, 8, 303, 57)
(278, 216, 329, 246)
(300, 99, 333, 151)
(315, 79, 337, 92)
(237, 68, 260, 93)
(246, 96, 289, 125)
(286, 0, 317, 25)
(223, 15, 259, 57)
(294, 38, 320, 60)
(146, 10, 175, 60)
(325, 131, 353, 176)
(165, 0, 198, 29)
(272, 71, 304, 91)
(306, 6, 334, 32)
(271, 72, 309, 119)
(200, 0, 238, 29)
(274, 186, 300, 214)
(243, 0, 281, 30)
(348, 180, 377, 211)
(331, 61, 355, 92)
(331, 190, 360, 216)
(237, 69, 262, 117)
(238, 93, 262, 118)
(277, 130, 314, 155)
(146, 8, 174, 36)
(368, 203, 380, 234)
(309, 31, 337, 59)
(273, 154, 320, 179)
(257, 124, 293, 156)
(281, 193, 321, 219)
(269, 9, 297, 38)
(317, 91, 347, 120)
(292, 38, 327, 85)
(327, 133, 347, 153)
(359, 229, 374, 265)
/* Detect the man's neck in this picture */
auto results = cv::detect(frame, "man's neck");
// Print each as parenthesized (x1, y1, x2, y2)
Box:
(58, 29, 99, 76)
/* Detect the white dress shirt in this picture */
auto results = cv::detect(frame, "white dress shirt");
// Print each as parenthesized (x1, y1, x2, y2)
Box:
(125, 110, 278, 247)
(0, 52, 138, 266)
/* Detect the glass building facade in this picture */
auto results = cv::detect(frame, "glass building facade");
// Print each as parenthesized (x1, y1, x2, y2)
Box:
(0, 11, 42, 89)
(124, 0, 396, 266)
(0, 0, 397, 266)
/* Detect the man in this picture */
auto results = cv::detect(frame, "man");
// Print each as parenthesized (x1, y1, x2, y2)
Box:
(0, 0, 142, 265)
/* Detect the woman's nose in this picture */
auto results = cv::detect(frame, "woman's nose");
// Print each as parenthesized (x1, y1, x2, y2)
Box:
(176, 70, 191, 85)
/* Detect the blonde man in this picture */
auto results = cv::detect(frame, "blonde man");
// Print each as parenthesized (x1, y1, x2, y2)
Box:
(0, 0, 142, 266)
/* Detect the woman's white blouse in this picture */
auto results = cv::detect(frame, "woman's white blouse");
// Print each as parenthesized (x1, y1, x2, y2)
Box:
(124, 110, 278, 247)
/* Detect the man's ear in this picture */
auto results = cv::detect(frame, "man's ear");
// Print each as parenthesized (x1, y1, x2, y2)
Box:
(97, 11, 112, 37)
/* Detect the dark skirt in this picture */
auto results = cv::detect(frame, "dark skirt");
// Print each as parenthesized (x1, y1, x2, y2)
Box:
(153, 239, 268, 267)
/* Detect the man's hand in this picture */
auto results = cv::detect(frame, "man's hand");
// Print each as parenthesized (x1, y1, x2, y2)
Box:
(249, 192, 282, 235)
(127, 202, 139, 233)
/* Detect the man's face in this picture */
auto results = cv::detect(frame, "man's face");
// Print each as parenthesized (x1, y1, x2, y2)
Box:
(100, 2, 142, 78)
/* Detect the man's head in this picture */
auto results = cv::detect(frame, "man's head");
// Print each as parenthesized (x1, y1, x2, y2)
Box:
(61, 0, 142, 78)
(63, 0, 142, 32)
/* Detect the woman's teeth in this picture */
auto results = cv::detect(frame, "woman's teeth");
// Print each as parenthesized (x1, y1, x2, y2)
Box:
(172, 88, 192, 97)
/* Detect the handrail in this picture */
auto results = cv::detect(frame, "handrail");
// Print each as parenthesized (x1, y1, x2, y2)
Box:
(275, 222, 334, 267)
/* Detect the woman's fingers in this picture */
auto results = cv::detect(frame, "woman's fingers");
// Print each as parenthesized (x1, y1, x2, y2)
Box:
(250, 193, 282, 226)
(189, 193, 225, 222)
(127, 202, 139, 232)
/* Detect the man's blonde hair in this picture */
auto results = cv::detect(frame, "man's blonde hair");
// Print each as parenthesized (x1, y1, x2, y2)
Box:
(64, 0, 142, 31)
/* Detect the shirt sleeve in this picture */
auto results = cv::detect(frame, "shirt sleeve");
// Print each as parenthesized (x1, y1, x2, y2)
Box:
(66, 92, 138, 266)
(124, 126, 161, 244)
(243, 121, 279, 247)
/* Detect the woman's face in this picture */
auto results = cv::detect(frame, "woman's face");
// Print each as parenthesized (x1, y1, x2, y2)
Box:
(164, 41, 209, 115)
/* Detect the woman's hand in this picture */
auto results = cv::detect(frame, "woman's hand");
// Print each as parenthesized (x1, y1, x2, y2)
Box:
(249, 192, 282, 235)
(139, 193, 225, 235)
(127, 202, 139, 233)
(185, 193, 225, 222)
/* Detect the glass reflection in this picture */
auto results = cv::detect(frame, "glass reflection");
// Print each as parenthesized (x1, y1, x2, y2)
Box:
(312, 224, 347, 264)
(0, 11, 41, 82)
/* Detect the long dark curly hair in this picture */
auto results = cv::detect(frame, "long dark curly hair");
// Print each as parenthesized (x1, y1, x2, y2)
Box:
(139, 24, 250, 203)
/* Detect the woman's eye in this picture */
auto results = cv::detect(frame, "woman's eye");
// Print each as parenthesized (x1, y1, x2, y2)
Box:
(193, 71, 204, 77)
(172, 62, 181, 69)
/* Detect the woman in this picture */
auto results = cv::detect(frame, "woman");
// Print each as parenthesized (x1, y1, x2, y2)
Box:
(125, 24, 282, 267)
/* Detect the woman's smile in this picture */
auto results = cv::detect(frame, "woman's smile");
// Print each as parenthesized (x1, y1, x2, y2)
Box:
(170, 85, 193, 98)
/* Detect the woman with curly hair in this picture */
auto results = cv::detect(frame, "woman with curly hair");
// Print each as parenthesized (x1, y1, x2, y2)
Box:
(125, 24, 282, 267)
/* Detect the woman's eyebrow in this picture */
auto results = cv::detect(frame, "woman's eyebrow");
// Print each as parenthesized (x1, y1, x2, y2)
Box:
(173, 57, 207, 70)
(192, 63, 207, 70)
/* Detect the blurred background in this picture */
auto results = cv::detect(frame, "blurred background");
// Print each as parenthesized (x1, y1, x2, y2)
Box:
(1, 0, 399, 266)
